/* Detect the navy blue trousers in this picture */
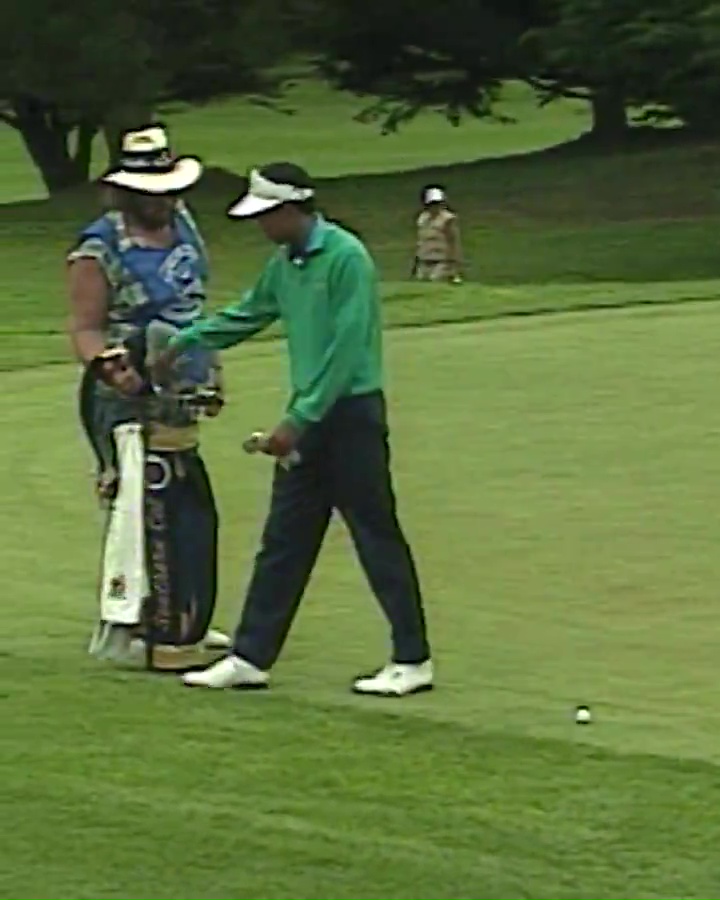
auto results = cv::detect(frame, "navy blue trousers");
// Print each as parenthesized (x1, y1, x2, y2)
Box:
(233, 392, 430, 669)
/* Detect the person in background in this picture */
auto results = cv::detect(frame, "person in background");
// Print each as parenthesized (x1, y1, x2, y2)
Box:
(413, 186, 464, 283)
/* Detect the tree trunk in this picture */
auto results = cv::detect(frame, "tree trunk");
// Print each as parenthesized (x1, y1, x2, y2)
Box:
(73, 120, 98, 180)
(12, 97, 97, 194)
(589, 88, 628, 142)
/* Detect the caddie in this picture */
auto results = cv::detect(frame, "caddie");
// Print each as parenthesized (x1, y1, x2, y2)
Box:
(67, 124, 230, 670)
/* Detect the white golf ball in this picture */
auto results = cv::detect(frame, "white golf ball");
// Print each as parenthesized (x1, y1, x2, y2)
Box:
(575, 706, 592, 725)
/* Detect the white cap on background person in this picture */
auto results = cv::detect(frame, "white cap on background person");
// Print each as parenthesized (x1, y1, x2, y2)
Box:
(423, 186, 446, 204)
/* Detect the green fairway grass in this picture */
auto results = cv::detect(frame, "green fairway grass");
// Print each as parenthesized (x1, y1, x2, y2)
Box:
(3, 77, 720, 899)
(3, 305, 720, 899)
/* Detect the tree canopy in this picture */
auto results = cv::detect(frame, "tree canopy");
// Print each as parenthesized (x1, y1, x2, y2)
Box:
(311, 0, 530, 131)
(311, 0, 720, 139)
(3, 0, 720, 193)
(0, 0, 287, 192)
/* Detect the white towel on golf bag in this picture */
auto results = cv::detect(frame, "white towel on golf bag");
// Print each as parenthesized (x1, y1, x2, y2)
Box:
(99, 422, 149, 625)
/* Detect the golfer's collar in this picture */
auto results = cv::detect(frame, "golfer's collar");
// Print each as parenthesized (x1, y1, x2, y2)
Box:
(288, 215, 328, 261)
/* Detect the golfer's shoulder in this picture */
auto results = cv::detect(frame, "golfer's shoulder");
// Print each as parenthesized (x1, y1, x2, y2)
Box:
(324, 221, 374, 269)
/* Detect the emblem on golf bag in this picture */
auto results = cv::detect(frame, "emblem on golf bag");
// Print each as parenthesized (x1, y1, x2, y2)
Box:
(108, 575, 126, 599)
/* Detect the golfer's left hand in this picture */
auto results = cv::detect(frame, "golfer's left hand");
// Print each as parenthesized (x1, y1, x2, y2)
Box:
(265, 421, 299, 458)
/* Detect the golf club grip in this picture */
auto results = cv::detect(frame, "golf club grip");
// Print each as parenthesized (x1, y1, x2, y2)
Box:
(242, 437, 261, 454)
(242, 435, 301, 468)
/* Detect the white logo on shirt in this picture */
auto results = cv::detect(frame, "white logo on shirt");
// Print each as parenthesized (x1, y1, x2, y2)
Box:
(160, 244, 204, 300)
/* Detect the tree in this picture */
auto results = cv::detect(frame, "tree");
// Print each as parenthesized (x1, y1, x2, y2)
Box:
(521, 0, 702, 141)
(520, 0, 645, 141)
(0, 0, 153, 192)
(310, 0, 636, 139)
(102, 0, 290, 162)
(0, 0, 288, 193)
(515, 0, 720, 140)
(311, 0, 720, 142)
(625, 0, 720, 135)
(310, 0, 530, 132)
(309, 0, 640, 139)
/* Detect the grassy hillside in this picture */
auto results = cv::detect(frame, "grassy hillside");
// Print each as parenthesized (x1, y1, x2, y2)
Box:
(0, 81, 589, 203)
(3, 130, 720, 369)
(2, 83, 719, 363)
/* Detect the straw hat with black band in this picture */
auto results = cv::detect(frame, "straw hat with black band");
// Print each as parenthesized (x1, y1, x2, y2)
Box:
(101, 125, 203, 195)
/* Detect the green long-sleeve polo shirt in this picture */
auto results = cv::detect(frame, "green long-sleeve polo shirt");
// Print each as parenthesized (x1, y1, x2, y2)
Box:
(169, 216, 383, 430)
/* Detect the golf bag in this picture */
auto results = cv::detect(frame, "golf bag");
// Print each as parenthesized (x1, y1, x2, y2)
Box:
(81, 322, 223, 670)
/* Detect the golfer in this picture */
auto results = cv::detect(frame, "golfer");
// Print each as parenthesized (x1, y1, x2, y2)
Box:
(159, 162, 434, 696)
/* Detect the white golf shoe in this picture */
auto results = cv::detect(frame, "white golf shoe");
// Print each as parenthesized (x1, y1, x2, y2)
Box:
(352, 660, 434, 697)
(182, 654, 270, 690)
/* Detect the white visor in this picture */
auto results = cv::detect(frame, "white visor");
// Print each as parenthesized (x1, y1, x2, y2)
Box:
(228, 169, 315, 218)
(424, 187, 446, 204)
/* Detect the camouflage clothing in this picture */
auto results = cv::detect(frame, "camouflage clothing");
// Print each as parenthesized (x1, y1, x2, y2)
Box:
(414, 208, 458, 282)
(69, 202, 215, 459)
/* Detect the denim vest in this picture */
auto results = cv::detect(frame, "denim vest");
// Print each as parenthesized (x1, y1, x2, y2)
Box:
(75, 207, 217, 453)
(80, 207, 208, 329)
